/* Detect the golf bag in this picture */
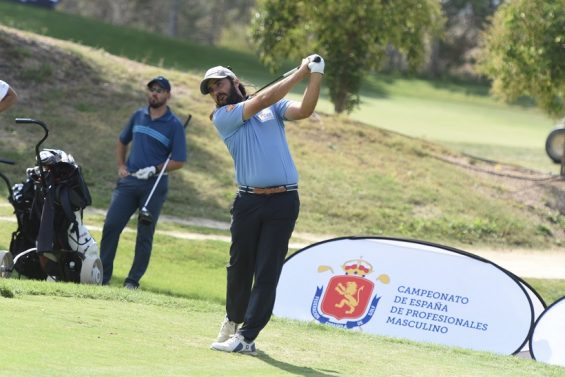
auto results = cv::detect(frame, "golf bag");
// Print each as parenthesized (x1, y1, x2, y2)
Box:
(1, 118, 102, 284)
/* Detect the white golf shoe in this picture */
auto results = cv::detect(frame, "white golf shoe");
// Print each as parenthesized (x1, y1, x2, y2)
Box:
(215, 316, 239, 342)
(210, 334, 257, 355)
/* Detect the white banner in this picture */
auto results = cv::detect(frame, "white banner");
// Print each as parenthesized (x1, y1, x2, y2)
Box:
(274, 237, 535, 355)
(530, 296, 565, 366)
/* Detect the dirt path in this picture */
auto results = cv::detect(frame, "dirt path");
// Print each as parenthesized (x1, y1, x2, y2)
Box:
(154, 212, 565, 280)
(466, 249, 565, 279)
(1, 208, 563, 280)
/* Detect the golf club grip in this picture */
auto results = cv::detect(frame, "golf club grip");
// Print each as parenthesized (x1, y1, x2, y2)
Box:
(283, 56, 322, 78)
(15, 118, 48, 130)
(15, 118, 35, 124)
(183, 114, 192, 128)
(283, 67, 299, 78)
(0, 158, 15, 165)
(254, 55, 323, 96)
(15, 117, 49, 143)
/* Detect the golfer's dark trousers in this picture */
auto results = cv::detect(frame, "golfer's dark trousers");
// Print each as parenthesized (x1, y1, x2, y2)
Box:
(227, 190, 300, 341)
(100, 175, 168, 286)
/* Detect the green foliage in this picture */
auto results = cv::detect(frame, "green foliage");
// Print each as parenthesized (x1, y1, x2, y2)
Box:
(251, 0, 444, 113)
(527, 278, 565, 304)
(477, 0, 565, 118)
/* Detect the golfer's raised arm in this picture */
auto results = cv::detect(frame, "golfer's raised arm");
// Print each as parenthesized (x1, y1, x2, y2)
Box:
(284, 64, 324, 121)
(243, 55, 323, 121)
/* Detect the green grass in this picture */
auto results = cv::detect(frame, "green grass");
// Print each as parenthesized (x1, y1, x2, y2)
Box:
(1, 244, 565, 377)
(1, 285, 559, 377)
(1, 203, 565, 375)
(350, 75, 557, 172)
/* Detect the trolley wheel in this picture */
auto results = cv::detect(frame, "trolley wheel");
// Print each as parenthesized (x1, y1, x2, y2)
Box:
(545, 126, 565, 164)
(80, 256, 103, 285)
(0, 250, 14, 278)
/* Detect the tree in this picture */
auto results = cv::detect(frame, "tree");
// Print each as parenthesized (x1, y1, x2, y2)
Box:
(427, 0, 501, 78)
(477, 0, 565, 118)
(57, 0, 255, 46)
(250, 0, 444, 113)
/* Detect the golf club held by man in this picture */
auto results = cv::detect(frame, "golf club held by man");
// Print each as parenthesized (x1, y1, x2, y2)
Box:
(100, 76, 187, 290)
(201, 53, 324, 355)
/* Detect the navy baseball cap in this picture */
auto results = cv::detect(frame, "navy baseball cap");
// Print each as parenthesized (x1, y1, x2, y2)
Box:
(147, 76, 171, 92)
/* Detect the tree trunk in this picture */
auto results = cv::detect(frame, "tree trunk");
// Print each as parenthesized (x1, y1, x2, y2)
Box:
(207, 0, 226, 45)
(333, 92, 347, 114)
(427, 38, 441, 78)
(168, 0, 180, 37)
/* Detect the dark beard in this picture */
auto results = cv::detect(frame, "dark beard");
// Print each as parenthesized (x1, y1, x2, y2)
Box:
(149, 98, 166, 108)
(218, 84, 244, 106)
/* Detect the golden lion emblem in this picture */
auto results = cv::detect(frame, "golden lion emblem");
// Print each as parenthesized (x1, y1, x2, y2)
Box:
(334, 281, 365, 314)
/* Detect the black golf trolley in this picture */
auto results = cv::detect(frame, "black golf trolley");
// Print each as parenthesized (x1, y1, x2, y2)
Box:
(0, 118, 102, 284)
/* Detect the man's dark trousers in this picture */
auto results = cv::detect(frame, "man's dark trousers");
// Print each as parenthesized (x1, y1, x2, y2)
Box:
(227, 190, 300, 341)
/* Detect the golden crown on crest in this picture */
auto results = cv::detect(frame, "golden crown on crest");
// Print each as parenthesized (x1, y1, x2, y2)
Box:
(341, 258, 373, 277)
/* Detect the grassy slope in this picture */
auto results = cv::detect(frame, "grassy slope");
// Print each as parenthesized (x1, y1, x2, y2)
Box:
(0, 4, 562, 250)
(0, 1, 559, 173)
(353, 76, 557, 172)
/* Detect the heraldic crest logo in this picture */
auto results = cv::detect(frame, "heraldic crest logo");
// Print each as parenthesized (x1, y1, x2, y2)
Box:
(311, 258, 390, 329)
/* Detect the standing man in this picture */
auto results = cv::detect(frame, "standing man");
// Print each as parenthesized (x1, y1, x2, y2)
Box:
(201, 54, 324, 354)
(0, 80, 18, 112)
(100, 76, 187, 289)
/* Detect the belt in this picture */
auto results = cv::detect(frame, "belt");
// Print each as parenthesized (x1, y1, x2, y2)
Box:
(239, 184, 298, 195)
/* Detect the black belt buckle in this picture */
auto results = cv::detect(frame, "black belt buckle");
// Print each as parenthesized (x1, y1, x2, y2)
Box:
(239, 184, 298, 195)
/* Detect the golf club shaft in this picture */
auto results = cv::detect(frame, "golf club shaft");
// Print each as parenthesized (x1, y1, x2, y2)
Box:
(141, 114, 192, 209)
(253, 56, 322, 96)
(142, 155, 171, 209)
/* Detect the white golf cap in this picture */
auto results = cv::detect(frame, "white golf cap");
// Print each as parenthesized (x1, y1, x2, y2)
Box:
(200, 66, 237, 94)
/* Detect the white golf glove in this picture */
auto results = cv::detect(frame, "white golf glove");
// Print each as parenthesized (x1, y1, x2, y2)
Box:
(133, 166, 156, 180)
(307, 54, 325, 75)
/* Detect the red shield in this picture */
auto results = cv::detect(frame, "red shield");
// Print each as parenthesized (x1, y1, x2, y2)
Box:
(320, 275, 374, 320)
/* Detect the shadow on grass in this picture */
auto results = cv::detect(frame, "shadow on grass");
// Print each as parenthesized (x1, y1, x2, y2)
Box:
(256, 351, 339, 377)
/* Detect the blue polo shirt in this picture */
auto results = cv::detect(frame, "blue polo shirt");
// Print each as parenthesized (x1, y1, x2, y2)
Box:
(212, 99, 298, 187)
(120, 106, 187, 172)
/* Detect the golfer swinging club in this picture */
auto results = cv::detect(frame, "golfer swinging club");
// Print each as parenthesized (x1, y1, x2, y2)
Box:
(201, 54, 324, 354)
(100, 76, 187, 289)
